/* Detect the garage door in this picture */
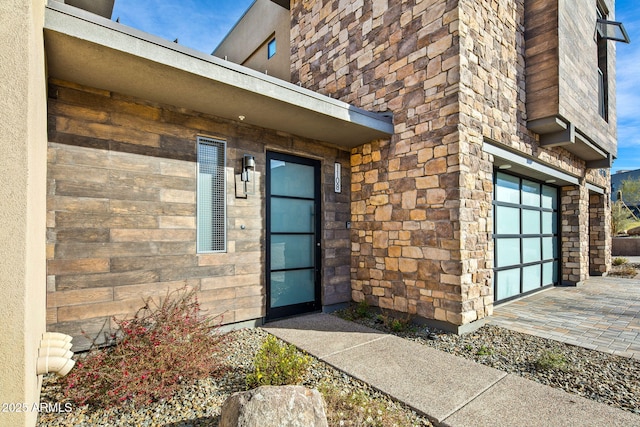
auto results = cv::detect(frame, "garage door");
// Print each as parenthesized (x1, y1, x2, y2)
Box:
(493, 172, 559, 302)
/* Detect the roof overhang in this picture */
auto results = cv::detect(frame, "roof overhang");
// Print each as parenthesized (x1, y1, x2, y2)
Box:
(44, 2, 393, 149)
(55, 0, 114, 19)
(527, 116, 612, 168)
(270, 0, 290, 9)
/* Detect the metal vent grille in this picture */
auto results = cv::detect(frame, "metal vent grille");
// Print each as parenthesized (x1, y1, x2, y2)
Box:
(197, 137, 226, 253)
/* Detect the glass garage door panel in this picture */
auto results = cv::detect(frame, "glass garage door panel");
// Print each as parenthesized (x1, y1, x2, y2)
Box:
(496, 238, 520, 268)
(542, 262, 557, 286)
(522, 238, 541, 263)
(522, 180, 541, 207)
(496, 173, 520, 203)
(542, 211, 557, 234)
(496, 206, 520, 234)
(542, 185, 558, 209)
(496, 269, 521, 300)
(494, 172, 559, 302)
(523, 265, 542, 292)
(522, 210, 541, 234)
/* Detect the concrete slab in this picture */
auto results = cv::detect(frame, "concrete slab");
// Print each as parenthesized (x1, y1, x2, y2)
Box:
(263, 313, 386, 358)
(442, 374, 640, 427)
(323, 334, 506, 423)
(264, 312, 639, 426)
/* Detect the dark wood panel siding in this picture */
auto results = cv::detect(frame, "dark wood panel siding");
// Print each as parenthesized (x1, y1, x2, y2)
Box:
(524, 0, 560, 120)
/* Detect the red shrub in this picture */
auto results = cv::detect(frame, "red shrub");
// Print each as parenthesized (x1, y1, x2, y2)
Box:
(63, 287, 229, 408)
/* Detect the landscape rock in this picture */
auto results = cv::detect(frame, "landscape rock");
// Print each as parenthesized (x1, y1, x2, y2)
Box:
(219, 385, 328, 427)
(627, 226, 640, 236)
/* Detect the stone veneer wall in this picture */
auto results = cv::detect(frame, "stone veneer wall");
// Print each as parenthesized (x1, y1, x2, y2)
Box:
(292, 0, 490, 327)
(47, 79, 351, 349)
(589, 192, 611, 275)
(290, 0, 611, 329)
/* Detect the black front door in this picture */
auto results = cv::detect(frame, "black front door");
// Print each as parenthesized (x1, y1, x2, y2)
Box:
(266, 152, 321, 320)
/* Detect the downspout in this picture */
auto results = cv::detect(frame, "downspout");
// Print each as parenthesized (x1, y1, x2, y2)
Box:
(36, 332, 75, 376)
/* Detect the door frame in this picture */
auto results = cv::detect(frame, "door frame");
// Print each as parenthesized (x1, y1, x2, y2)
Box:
(265, 151, 322, 320)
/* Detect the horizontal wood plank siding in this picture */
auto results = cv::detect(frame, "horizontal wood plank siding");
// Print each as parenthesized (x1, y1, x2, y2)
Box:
(46, 79, 352, 350)
(524, 0, 560, 121)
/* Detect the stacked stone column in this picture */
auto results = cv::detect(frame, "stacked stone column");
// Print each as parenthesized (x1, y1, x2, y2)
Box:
(589, 191, 612, 276)
(561, 184, 590, 284)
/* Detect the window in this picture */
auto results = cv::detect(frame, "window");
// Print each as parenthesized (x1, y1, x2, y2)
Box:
(197, 136, 226, 253)
(595, 3, 630, 121)
(596, 6, 608, 121)
(267, 38, 276, 59)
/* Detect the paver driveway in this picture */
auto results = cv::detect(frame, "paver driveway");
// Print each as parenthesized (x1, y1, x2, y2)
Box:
(491, 276, 640, 360)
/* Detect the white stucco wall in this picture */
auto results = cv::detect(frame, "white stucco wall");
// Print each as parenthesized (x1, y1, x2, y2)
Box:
(0, 0, 48, 425)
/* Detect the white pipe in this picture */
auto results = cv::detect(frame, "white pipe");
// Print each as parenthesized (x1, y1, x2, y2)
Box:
(40, 340, 72, 351)
(38, 347, 73, 359)
(37, 333, 75, 376)
(36, 356, 75, 376)
(43, 332, 72, 343)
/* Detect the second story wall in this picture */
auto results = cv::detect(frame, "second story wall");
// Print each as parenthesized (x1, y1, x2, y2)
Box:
(558, 0, 616, 156)
(213, 0, 291, 81)
(525, 0, 617, 161)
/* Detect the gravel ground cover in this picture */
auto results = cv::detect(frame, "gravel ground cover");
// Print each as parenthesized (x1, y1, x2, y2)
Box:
(608, 261, 640, 278)
(37, 310, 640, 425)
(37, 327, 432, 427)
(339, 309, 640, 415)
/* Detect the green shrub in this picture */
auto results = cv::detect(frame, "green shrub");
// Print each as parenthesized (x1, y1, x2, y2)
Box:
(62, 287, 228, 408)
(375, 311, 413, 333)
(246, 335, 310, 388)
(476, 345, 493, 356)
(535, 351, 568, 371)
(338, 300, 371, 321)
(354, 300, 371, 319)
(613, 257, 628, 266)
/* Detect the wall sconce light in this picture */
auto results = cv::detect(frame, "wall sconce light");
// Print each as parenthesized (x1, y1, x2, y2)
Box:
(241, 154, 255, 195)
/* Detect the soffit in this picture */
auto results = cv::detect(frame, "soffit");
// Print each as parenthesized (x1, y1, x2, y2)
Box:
(44, 3, 393, 148)
(528, 116, 611, 165)
(62, 0, 114, 18)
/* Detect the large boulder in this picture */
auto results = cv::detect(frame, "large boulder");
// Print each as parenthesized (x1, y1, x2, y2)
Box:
(219, 385, 328, 427)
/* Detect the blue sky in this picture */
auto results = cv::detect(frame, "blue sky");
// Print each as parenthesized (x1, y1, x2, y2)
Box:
(112, 0, 638, 172)
(613, 0, 639, 172)
(111, 0, 254, 54)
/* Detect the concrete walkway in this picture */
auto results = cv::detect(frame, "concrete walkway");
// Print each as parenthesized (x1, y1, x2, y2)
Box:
(264, 313, 639, 427)
(492, 276, 640, 360)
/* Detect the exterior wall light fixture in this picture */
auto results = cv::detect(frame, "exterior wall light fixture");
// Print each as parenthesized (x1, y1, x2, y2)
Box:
(241, 154, 255, 195)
